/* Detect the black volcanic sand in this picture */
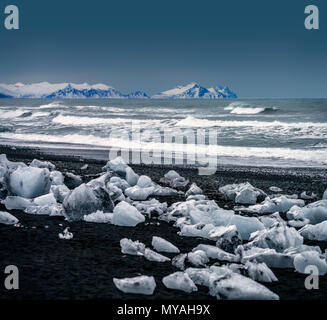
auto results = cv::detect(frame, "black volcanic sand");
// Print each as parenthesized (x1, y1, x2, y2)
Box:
(0, 145, 327, 300)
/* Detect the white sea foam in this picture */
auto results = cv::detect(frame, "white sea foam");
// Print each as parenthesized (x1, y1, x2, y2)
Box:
(1, 132, 326, 166)
(39, 102, 66, 109)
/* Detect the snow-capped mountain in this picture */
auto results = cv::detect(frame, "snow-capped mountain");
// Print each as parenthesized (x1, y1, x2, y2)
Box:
(152, 82, 237, 99)
(0, 81, 236, 99)
(0, 82, 149, 99)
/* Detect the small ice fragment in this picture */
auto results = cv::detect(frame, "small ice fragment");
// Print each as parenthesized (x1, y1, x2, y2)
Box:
(162, 272, 198, 293)
(112, 201, 145, 227)
(0, 211, 19, 225)
(113, 275, 156, 295)
(58, 227, 73, 240)
(152, 236, 180, 253)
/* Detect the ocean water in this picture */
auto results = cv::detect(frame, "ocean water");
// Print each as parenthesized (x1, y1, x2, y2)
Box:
(0, 98, 326, 168)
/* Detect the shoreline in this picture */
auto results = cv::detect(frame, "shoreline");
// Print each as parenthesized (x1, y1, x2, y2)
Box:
(0, 144, 327, 300)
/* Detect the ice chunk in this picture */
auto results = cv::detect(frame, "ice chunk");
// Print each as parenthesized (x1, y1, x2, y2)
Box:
(104, 156, 128, 174)
(124, 186, 155, 201)
(64, 172, 83, 189)
(186, 194, 206, 201)
(125, 167, 139, 187)
(0, 211, 18, 225)
(50, 184, 70, 203)
(50, 170, 64, 185)
(112, 201, 145, 227)
(2, 196, 34, 210)
(245, 196, 305, 214)
(106, 183, 125, 203)
(109, 176, 130, 191)
(30, 159, 55, 171)
(323, 189, 327, 200)
(288, 219, 310, 228)
(113, 275, 156, 295)
(219, 182, 266, 205)
(229, 261, 278, 283)
(212, 225, 242, 253)
(178, 223, 218, 239)
(34, 193, 57, 206)
(269, 186, 282, 192)
(63, 184, 114, 221)
(284, 245, 322, 255)
(152, 236, 180, 253)
(144, 248, 171, 262)
(185, 183, 203, 197)
(299, 221, 327, 241)
(187, 250, 209, 267)
(185, 268, 213, 287)
(258, 213, 286, 229)
(84, 211, 113, 223)
(24, 203, 64, 216)
(132, 199, 167, 218)
(137, 175, 153, 188)
(287, 200, 327, 225)
(160, 170, 189, 188)
(192, 244, 239, 263)
(294, 251, 327, 275)
(120, 238, 145, 256)
(162, 272, 198, 293)
(246, 223, 303, 252)
(300, 191, 317, 200)
(237, 246, 294, 268)
(59, 227, 73, 240)
(9, 166, 51, 198)
(208, 266, 279, 300)
(152, 185, 179, 197)
(81, 164, 88, 170)
(0, 154, 26, 170)
(172, 254, 187, 270)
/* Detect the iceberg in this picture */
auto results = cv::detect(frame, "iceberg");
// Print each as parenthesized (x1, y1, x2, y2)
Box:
(299, 221, 327, 241)
(287, 200, 327, 225)
(192, 244, 239, 263)
(187, 250, 209, 267)
(58, 227, 73, 240)
(9, 166, 51, 198)
(152, 236, 180, 253)
(120, 238, 146, 256)
(162, 272, 198, 293)
(63, 183, 114, 221)
(144, 248, 171, 262)
(84, 211, 113, 223)
(112, 201, 145, 227)
(124, 186, 155, 201)
(246, 223, 303, 252)
(219, 182, 266, 205)
(0, 211, 19, 225)
(185, 183, 203, 197)
(293, 251, 327, 275)
(113, 276, 156, 295)
(172, 254, 187, 270)
(229, 261, 278, 283)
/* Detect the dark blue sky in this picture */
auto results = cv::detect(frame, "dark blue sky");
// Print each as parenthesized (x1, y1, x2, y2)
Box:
(0, 0, 326, 97)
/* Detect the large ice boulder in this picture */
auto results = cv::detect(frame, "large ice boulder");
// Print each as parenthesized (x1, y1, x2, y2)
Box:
(84, 211, 113, 223)
(245, 196, 305, 214)
(152, 236, 180, 253)
(63, 183, 114, 221)
(246, 223, 303, 252)
(0, 211, 19, 225)
(299, 221, 327, 241)
(112, 201, 145, 227)
(162, 272, 198, 293)
(9, 166, 51, 198)
(124, 186, 155, 201)
(113, 276, 156, 295)
(30, 159, 55, 171)
(160, 170, 189, 188)
(287, 200, 327, 225)
(208, 266, 279, 300)
(294, 251, 327, 276)
(219, 182, 266, 205)
(104, 156, 129, 174)
(229, 261, 278, 283)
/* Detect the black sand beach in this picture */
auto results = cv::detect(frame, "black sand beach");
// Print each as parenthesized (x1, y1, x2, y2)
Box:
(0, 145, 327, 300)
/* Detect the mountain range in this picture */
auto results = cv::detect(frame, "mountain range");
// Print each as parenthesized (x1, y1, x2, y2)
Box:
(0, 82, 237, 99)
